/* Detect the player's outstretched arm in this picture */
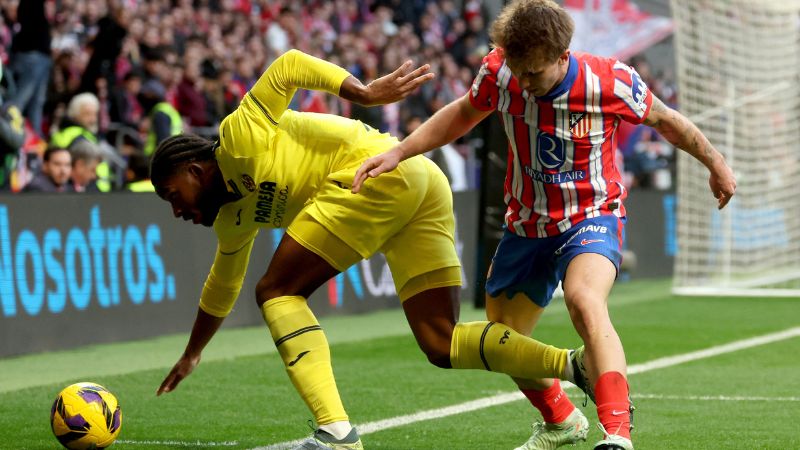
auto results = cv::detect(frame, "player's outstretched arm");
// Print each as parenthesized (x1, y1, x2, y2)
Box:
(250, 50, 434, 123)
(340, 60, 435, 106)
(156, 308, 225, 395)
(352, 94, 491, 193)
(644, 95, 736, 209)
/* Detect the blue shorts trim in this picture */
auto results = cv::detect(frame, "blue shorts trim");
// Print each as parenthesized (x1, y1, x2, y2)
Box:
(485, 215, 625, 307)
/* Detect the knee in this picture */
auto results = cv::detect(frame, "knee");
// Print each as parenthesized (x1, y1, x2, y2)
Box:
(417, 336, 453, 369)
(486, 311, 532, 336)
(255, 277, 284, 307)
(424, 348, 452, 369)
(565, 292, 609, 337)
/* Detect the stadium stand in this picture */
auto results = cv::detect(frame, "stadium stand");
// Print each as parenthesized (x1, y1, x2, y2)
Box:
(0, 0, 674, 193)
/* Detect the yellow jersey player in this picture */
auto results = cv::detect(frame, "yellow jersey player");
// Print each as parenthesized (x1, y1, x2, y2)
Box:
(151, 49, 582, 449)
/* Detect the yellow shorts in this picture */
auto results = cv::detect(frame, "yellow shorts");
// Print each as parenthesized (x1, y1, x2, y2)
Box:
(286, 150, 462, 301)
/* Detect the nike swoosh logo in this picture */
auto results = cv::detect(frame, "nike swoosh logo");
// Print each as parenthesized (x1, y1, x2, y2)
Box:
(611, 409, 628, 416)
(580, 238, 604, 245)
(288, 351, 310, 367)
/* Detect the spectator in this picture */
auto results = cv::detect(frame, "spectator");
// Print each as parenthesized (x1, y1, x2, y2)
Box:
(124, 152, 154, 192)
(200, 59, 236, 123)
(8, 0, 52, 137)
(2, 0, 513, 193)
(79, 1, 130, 95)
(139, 79, 182, 157)
(175, 61, 208, 127)
(108, 70, 143, 128)
(51, 93, 100, 150)
(69, 139, 102, 193)
(22, 146, 72, 193)
(0, 61, 25, 190)
(265, 6, 297, 56)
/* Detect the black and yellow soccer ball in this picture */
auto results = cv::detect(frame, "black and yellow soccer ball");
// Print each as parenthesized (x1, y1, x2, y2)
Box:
(50, 382, 122, 449)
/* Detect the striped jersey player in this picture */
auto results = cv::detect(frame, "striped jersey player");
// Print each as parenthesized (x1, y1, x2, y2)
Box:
(469, 48, 652, 238)
(352, 1, 735, 449)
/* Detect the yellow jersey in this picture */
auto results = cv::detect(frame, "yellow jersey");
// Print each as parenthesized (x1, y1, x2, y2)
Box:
(199, 50, 400, 317)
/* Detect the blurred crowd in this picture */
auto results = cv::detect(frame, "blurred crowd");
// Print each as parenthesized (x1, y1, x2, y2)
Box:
(0, 0, 675, 194)
(617, 54, 677, 190)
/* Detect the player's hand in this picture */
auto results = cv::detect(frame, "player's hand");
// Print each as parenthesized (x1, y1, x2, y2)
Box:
(156, 352, 201, 396)
(362, 60, 434, 106)
(352, 148, 403, 194)
(709, 162, 736, 209)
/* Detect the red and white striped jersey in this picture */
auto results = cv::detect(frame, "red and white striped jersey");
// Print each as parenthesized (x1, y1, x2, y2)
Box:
(470, 49, 652, 238)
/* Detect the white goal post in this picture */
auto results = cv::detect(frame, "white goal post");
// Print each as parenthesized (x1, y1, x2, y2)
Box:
(670, 0, 800, 296)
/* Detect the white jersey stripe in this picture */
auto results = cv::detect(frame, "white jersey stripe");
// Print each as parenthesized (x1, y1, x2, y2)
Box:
(497, 63, 512, 112)
(496, 64, 528, 235)
(525, 95, 549, 237)
(471, 64, 490, 100)
(504, 111, 526, 234)
(553, 91, 576, 233)
(584, 64, 606, 218)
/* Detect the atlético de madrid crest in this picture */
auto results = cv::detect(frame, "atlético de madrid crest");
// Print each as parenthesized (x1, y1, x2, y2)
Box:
(569, 112, 592, 139)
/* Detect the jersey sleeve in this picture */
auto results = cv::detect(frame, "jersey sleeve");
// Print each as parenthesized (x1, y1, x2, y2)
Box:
(246, 49, 352, 125)
(468, 53, 500, 112)
(198, 232, 257, 317)
(608, 60, 653, 124)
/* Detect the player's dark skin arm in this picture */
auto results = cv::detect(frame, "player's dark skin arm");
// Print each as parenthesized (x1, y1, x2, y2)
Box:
(644, 95, 737, 209)
(338, 60, 435, 106)
(156, 308, 224, 395)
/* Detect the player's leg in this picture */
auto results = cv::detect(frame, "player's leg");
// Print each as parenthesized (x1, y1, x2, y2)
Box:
(486, 289, 588, 450)
(263, 151, 436, 449)
(558, 217, 633, 450)
(398, 273, 570, 380)
(256, 212, 363, 449)
(383, 159, 572, 381)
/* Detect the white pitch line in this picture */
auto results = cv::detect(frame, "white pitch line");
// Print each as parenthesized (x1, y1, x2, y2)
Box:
(631, 393, 800, 402)
(627, 326, 800, 375)
(252, 326, 800, 450)
(118, 439, 239, 447)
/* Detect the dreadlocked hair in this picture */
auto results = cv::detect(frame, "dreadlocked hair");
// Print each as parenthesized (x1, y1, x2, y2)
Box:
(150, 134, 218, 187)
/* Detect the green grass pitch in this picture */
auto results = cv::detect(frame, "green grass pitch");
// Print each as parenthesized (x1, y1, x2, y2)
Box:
(1, 279, 798, 449)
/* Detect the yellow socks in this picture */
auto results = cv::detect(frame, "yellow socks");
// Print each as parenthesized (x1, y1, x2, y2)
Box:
(450, 321, 568, 380)
(261, 296, 347, 424)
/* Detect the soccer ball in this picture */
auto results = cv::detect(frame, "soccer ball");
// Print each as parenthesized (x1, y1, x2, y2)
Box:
(50, 382, 122, 449)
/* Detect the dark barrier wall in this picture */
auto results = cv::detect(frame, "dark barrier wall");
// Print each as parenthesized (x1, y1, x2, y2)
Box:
(623, 188, 676, 278)
(0, 192, 478, 358)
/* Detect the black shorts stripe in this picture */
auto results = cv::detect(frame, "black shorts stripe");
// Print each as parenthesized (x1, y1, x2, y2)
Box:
(479, 322, 495, 371)
(274, 325, 322, 347)
(247, 91, 278, 125)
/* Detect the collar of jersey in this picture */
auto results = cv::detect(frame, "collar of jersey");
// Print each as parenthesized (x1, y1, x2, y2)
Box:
(535, 53, 578, 101)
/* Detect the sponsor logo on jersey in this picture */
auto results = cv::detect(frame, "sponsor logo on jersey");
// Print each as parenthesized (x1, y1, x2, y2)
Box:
(555, 224, 610, 255)
(524, 166, 586, 184)
(630, 69, 648, 112)
(241, 174, 256, 192)
(254, 181, 289, 227)
(569, 112, 592, 139)
(536, 131, 565, 169)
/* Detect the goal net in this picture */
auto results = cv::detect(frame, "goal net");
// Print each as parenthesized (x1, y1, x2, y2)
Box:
(670, 0, 800, 296)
